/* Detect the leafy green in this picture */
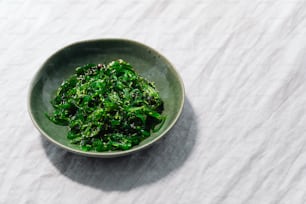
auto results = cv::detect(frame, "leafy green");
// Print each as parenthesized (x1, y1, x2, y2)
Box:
(47, 59, 165, 152)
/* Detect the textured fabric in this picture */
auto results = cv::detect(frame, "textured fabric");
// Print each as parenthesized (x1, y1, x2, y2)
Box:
(1, 0, 306, 203)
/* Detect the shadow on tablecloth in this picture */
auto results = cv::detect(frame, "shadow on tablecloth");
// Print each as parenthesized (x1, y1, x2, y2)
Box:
(41, 97, 197, 191)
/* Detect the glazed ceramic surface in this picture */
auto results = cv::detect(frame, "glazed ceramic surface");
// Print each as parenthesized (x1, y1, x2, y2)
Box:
(28, 39, 185, 157)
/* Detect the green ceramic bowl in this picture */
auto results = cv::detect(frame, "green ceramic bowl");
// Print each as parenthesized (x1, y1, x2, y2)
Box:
(28, 39, 185, 158)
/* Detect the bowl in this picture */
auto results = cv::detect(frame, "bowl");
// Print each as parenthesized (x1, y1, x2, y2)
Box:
(28, 39, 185, 158)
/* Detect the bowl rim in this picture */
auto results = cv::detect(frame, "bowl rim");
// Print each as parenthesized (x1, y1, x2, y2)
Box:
(27, 38, 185, 158)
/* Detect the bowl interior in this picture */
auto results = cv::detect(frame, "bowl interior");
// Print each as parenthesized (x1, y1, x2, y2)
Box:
(29, 39, 184, 157)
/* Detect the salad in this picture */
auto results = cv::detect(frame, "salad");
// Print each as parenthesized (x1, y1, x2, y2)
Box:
(47, 59, 165, 152)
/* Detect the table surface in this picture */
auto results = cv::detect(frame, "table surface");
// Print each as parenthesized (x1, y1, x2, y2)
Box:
(2, 0, 306, 203)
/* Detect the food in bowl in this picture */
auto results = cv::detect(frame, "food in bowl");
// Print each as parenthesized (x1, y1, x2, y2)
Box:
(46, 59, 166, 152)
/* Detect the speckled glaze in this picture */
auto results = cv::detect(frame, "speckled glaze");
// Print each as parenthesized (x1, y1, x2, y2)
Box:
(28, 39, 185, 158)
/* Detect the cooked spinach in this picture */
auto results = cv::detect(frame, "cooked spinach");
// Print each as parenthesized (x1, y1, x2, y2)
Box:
(47, 59, 165, 151)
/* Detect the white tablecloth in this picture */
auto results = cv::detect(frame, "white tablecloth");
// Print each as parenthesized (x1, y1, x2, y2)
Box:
(2, 0, 306, 203)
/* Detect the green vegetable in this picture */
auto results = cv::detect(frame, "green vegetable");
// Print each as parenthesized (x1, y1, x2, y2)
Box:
(46, 59, 165, 152)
